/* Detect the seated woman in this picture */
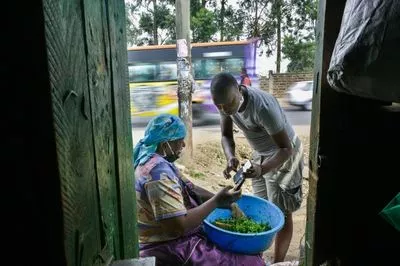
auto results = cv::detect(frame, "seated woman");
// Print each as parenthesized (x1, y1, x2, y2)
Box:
(134, 114, 265, 266)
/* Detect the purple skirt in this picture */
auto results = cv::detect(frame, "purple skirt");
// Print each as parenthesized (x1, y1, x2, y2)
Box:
(140, 230, 265, 266)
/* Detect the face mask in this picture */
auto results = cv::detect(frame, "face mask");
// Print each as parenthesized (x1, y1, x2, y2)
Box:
(163, 141, 180, 162)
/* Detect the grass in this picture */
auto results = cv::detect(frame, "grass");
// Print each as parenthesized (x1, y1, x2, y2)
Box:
(189, 169, 206, 180)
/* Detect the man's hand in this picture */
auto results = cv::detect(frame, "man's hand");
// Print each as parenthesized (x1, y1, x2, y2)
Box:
(223, 157, 239, 179)
(242, 163, 263, 179)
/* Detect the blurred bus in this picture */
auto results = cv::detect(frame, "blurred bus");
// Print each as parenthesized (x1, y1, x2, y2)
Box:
(127, 39, 260, 125)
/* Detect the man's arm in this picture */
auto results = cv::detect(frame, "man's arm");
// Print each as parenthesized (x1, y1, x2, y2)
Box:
(221, 114, 235, 160)
(244, 129, 293, 179)
(260, 129, 293, 174)
(220, 115, 240, 178)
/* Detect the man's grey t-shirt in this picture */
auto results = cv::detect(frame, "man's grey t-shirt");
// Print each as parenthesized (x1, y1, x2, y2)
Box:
(229, 87, 295, 156)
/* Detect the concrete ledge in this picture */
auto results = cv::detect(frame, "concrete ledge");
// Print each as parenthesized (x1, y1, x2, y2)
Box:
(110, 257, 156, 266)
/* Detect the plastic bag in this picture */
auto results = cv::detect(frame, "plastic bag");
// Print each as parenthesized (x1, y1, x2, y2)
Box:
(327, 0, 400, 103)
(379, 192, 400, 232)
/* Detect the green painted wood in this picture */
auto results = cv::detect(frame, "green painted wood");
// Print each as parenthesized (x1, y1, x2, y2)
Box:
(304, 0, 325, 264)
(106, 0, 139, 259)
(6, 0, 136, 264)
(43, 0, 103, 265)
(43, 0, 137, 264)
(81, 0, 122, 262)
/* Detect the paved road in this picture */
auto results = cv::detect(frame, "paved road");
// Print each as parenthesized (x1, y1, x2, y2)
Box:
(283, 107, 312, 126)
(131, 108, 311, 145)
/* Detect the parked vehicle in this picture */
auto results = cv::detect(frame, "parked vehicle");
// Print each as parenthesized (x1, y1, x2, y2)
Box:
(286, 81, 313, 111)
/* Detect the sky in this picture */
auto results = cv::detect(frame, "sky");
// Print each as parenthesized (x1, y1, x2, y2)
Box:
(257, 48, 289, 76)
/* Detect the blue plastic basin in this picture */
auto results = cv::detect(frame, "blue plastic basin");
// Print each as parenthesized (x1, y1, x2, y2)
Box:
(203, 194, 285, 255)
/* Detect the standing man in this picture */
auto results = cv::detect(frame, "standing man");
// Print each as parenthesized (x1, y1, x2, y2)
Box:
(210, 72, 304, 263)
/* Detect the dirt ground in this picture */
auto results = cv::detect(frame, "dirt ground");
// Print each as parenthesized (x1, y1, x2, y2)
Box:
(175, 130, 310, 263)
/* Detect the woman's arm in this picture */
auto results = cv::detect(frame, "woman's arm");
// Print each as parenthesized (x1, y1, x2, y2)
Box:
(158, 186, 241, 235)
(192, 184, 214, 203)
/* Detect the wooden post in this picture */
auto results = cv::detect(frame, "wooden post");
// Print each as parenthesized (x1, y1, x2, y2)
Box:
(305, 0, 346, 265)
(175, 0, 193, 158)
(4, 0, 138, 264)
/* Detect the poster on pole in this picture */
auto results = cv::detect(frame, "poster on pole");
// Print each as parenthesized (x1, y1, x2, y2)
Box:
(176, 39, 188, 57)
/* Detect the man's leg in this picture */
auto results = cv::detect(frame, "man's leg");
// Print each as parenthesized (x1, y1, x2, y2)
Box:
(266, 179, 302, 263)
(273, 212, 293, 263)
(269, 149, 304, 263)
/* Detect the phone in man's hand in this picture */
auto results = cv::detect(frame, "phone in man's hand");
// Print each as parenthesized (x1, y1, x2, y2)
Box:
(233, 160, 252, 191)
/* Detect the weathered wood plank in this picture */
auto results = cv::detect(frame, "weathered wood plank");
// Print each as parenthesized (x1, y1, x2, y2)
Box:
(7, 0, 136, 264)
(44, 0, 104, 264)
(81, 0, 123, 261)
(106, 0, 139, 258)
(306, 0, 349, 265)
(306, 0, 346, 264)
(304, 0, 325, 264)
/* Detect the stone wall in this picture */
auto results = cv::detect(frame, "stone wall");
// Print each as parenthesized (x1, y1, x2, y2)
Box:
(260, 71, 313, 98)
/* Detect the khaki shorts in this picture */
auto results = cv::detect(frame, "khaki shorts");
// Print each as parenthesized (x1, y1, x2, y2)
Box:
(251, 136, 304, 214)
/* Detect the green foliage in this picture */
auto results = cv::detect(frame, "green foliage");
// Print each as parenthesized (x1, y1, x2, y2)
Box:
(125, 1, 142, 47)
(282, 35, 316, 72)
(138, 13, 153, 33)
(191, 0, 203, 17)
(191, 8, 218, 42)
(223, 6, 246, 41)
(189, 169, 206, 180)
(138, 1, 175, 45)
(213, 217, 271, 233)
(241, 0, 318, 72)
(191, 1, 244, 42)
(213, 1, 245, 41)
(125, 0, 317, 70)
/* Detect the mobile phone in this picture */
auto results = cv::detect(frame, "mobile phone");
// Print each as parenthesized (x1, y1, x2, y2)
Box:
(233, 177, 245, 191)
(233, 160, 252, 191)
(233, 169, 245, 191)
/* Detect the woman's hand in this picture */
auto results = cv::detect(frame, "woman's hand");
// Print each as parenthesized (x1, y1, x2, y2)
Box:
(213, 186, 242, 209)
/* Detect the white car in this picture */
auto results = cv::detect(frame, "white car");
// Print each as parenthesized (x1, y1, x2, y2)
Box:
(286, 81, 313, 111)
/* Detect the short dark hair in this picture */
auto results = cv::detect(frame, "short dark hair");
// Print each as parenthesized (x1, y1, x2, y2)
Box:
(210, 72, 238, 96)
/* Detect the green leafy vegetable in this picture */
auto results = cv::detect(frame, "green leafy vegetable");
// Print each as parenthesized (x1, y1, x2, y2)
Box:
(213, 217, 271, 233)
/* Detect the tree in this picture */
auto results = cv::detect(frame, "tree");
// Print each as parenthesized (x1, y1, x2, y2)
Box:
(191, 8, 218, 42)
(138, 0, 176, 45)
(219, 0, 227, 41)
(207, 0, 245, 42)
(242, 0, 317, 73)
(222, 6, 246, 41)
(282, 0, 317, 72)
(241, 0, 270, 46)
(125, 1, 142, 47)
(282, 36, 315, 72)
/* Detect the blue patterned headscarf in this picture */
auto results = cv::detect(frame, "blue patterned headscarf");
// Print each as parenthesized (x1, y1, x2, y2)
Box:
(133, 114, 186, 168)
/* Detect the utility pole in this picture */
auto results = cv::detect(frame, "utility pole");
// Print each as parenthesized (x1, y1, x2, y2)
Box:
(176, 0, 193, 158)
